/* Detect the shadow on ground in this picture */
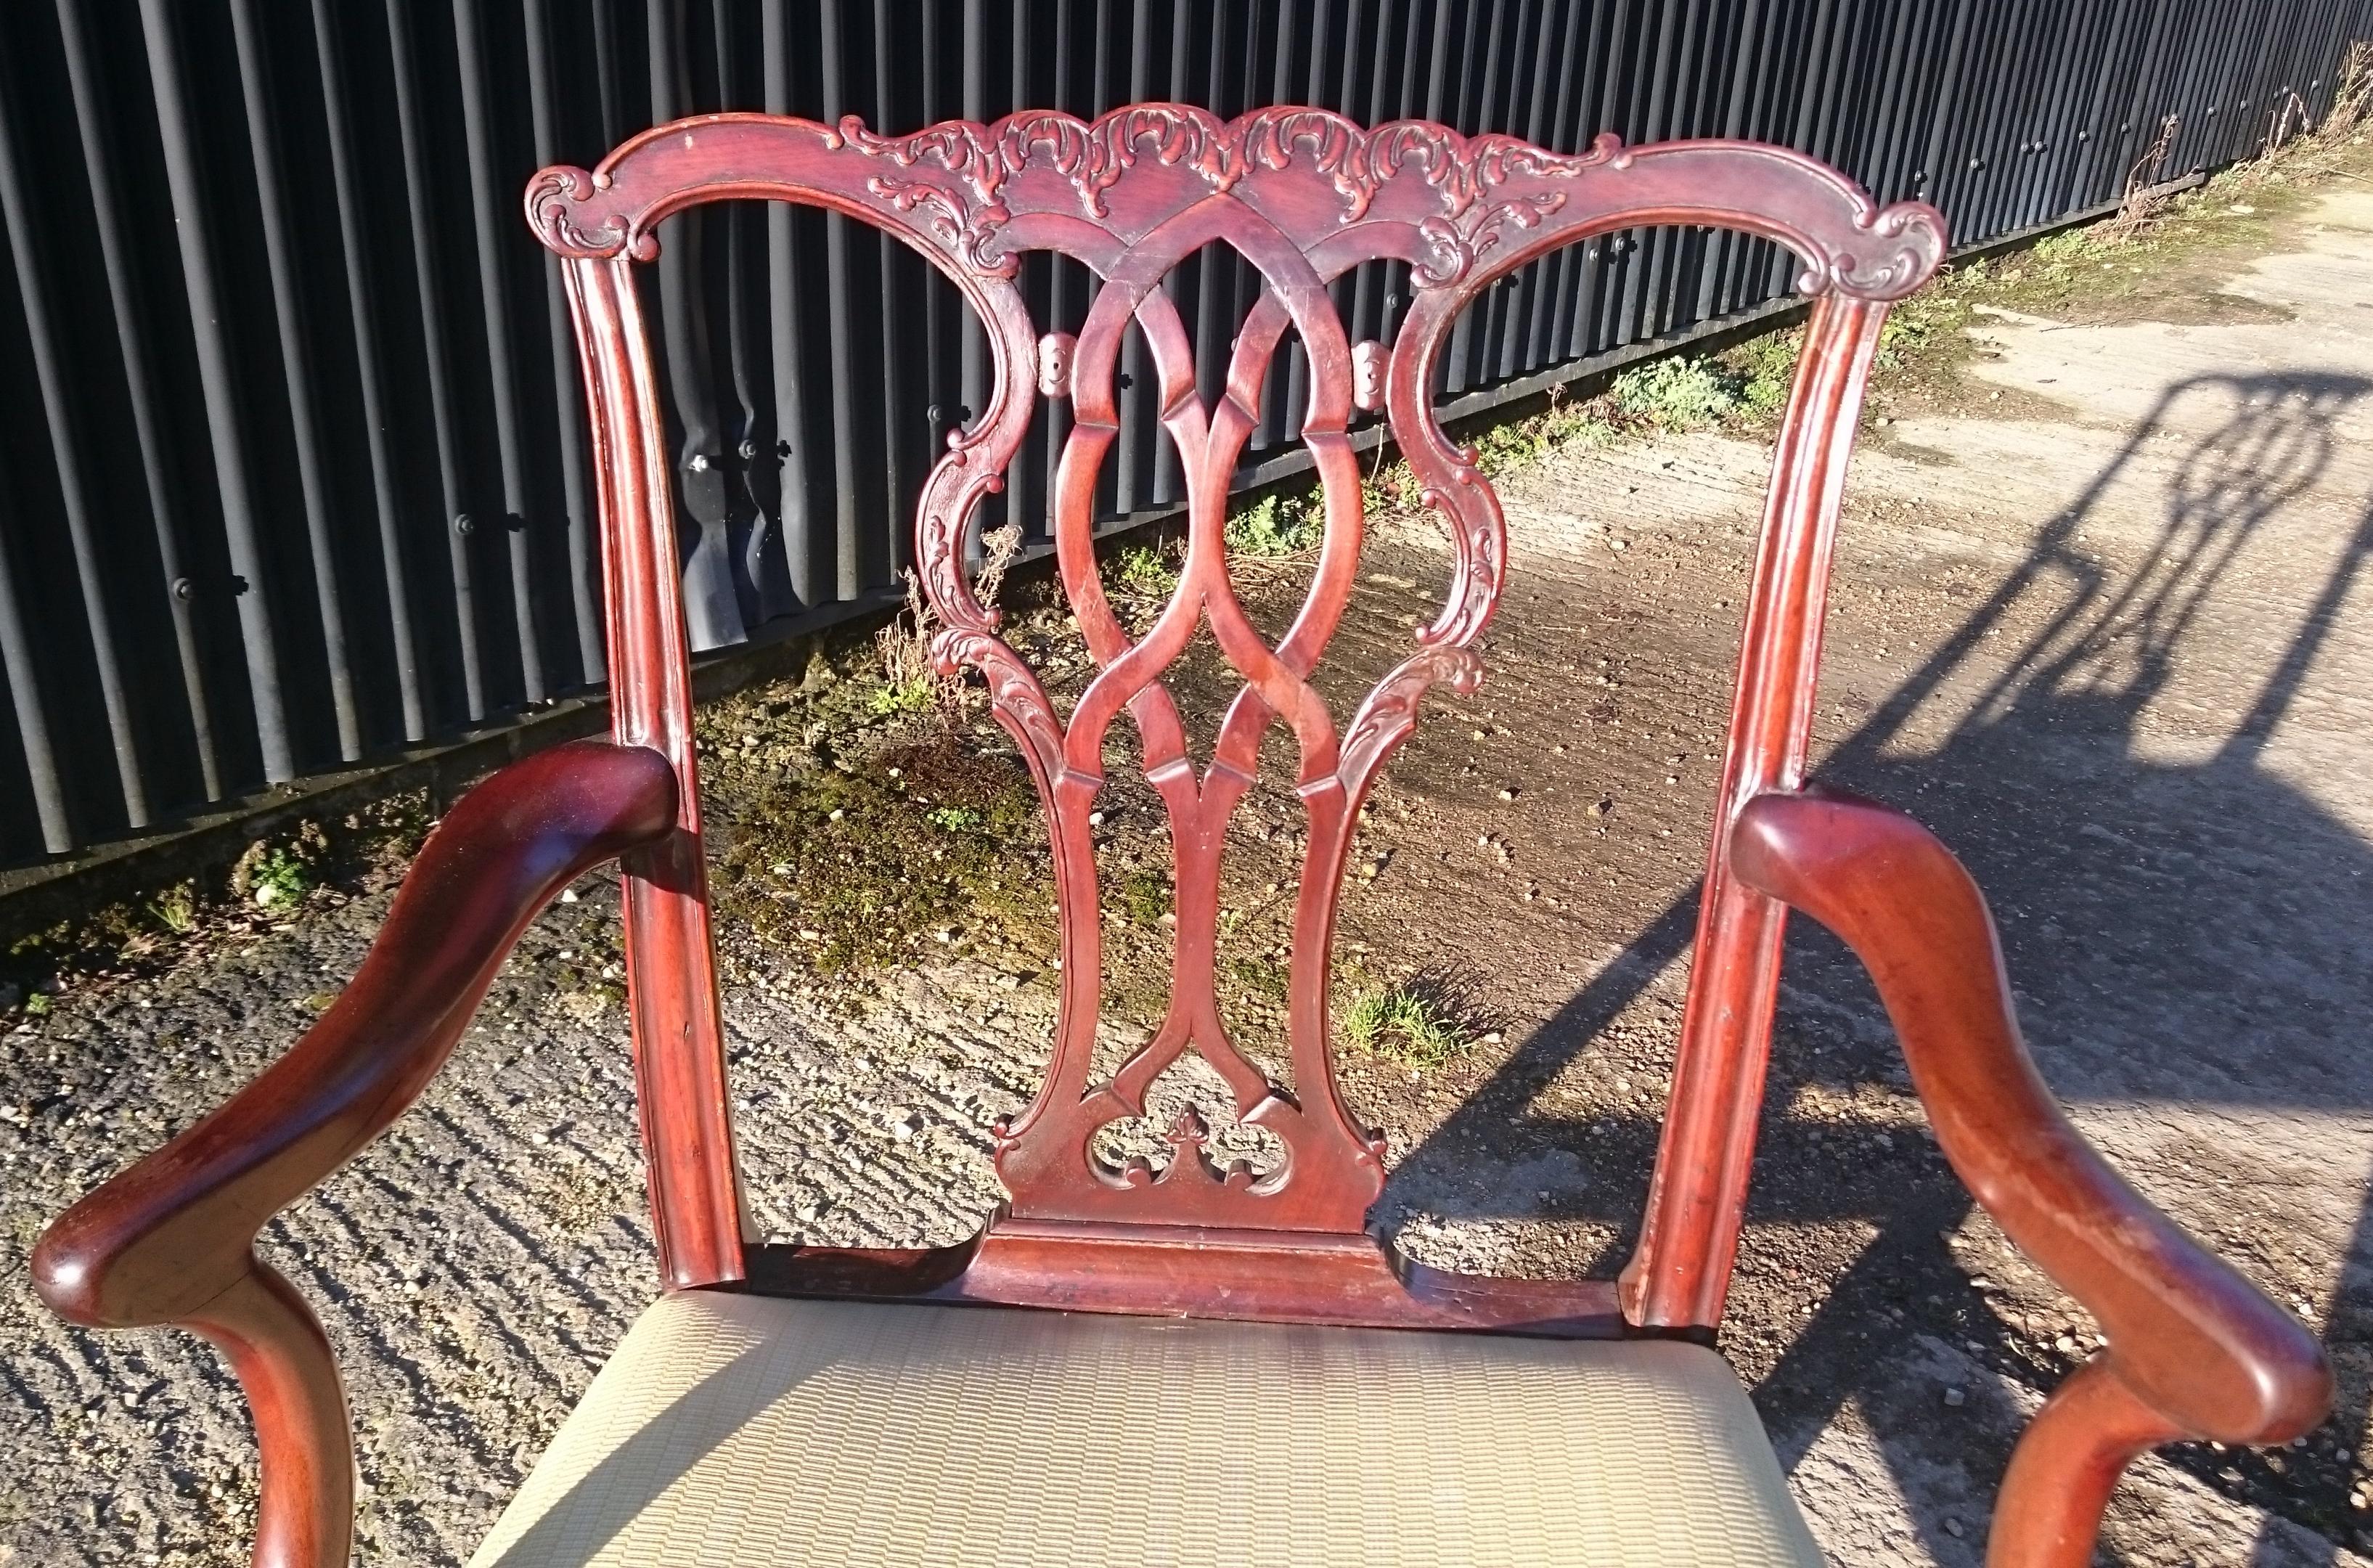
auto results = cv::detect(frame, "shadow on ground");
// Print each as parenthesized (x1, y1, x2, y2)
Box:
(1384, 372, 2373, 1561)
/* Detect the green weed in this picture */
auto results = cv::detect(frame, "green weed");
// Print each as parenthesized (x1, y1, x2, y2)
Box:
(1341, 981, 1471, 1072)
(867, 676, 939, 718)
(1610, 356, 1744, 430)
(1226, 493, 1324, 557)
(247, 849, 313, 911)
(1112, 542, 1180, 597)
(147, 883, 198, 936)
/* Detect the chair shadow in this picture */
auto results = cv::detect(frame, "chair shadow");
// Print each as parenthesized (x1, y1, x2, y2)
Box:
(1383, 370, 2373, 1562)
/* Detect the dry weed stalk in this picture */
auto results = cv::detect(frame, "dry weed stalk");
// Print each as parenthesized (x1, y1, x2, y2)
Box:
(2103, 114, 2181, 242)
(873, 521, 1025, 720)
(2324, 41, 2373, 142)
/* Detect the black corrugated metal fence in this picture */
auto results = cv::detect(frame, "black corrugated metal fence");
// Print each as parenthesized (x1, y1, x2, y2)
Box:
(0, 0, 2361, 865)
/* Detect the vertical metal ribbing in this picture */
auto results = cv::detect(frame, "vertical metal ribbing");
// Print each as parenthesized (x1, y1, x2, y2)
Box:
(1863, 0, 1932, 207)
(0, 477, 69, 852)
(591, 0, 624, 147)
(1564, 1, 1620, 358)
(526, 0, 608, 684)
(820, 0, 863, 600)
(1281, 0, 1338, 448)
(650, 0, 748, 645)
(716, 0, 785, 622)
(962, 0, 990, 457)
(1632, 0, 1694, 343)
(764, 0, 821, 607)
(138, 0, 295, 782)
(1347, 0, 1390, 360)
(1041, 0, 1080, 542)
(1699, 0, 1770, 322)
(52, 0, 223, 796)
(952, 0, 997, 560)
(921, 0, 951, 502)
(226, 0, 363, 761)
(2025, 4, 2097, 229)
(871, 0, 911, 581)
(1441, 0, 1494, 394)
(387, 0, 486, 722)
(1113, 0, 1153, 515)
(1152, 0, 1190, 506)
(1544, 0, 1598, 359)
(1259, 0, 1306, 452)
(1193, 0, 1233, 422)
(1006, 0, 1035, 540)
(311, 0, 425, 744)
(1515, 0, 1566, 372)
(0, 44, 147, 823)
(1596, 0, 1650, 354)
(1915, 0, 1977, 248)
(449, 0, 547, 701)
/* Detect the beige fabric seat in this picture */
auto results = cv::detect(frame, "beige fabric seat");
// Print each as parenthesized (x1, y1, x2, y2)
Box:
(471, 1290, 1822, 1568)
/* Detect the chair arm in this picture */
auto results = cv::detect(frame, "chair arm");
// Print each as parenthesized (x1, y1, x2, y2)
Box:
(32, 739, 676, 1568)
(1729, 788, 2329, 1566)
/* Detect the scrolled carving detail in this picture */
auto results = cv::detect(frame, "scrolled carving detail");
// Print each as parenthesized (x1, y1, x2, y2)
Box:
(524, 165, 641, 260)
(1809, 199, 1952, 301)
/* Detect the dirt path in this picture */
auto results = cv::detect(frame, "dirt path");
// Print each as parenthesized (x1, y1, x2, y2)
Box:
(8, 191, 2373, 1565)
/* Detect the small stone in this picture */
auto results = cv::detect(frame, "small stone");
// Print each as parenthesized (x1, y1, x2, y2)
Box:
(1943, 1519, 1964, 1539)
(1609, 538, 1628, 552)
(1498, 786, 1518, 801)
(828, 808, 844, 821)
(1943, 1387, 1966, 1407)
(558, 889, 579, 904)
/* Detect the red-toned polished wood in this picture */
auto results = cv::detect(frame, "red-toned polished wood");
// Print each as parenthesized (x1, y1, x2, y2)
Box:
(32, 740, 676, 1568)
(1622, 292, 1890, 1330)
(1986, 1359, 2182, 1568)
(1728, 787, 2330, 1564)
(565, 255, 748, 1289)
(527, 106, 1945, 1279)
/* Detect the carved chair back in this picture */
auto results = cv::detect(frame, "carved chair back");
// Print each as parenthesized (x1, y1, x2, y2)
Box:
(529, 105, 1945, 1330)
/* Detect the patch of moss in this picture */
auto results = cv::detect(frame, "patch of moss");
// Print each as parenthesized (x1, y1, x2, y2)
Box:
(1119, 868, 1173, 927)
(711, 736, 1047, 974)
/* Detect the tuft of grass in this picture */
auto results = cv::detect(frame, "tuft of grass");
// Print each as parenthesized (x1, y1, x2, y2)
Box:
(1226, 493, 1324, 557)
(1341, 981, 1471, 1073)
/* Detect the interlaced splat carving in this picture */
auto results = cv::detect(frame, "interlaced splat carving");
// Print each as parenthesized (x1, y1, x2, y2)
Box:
(528, 102, 1946, 1239)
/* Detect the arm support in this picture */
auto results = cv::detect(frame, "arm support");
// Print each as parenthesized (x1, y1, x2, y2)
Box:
(1730, 788, 2329, 1567)
(32, 740, 676, 1568)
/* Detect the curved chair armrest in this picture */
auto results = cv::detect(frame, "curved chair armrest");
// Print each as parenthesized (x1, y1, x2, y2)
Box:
(32, 739, 676, 1568)
(1730, 788, 2329, 1564)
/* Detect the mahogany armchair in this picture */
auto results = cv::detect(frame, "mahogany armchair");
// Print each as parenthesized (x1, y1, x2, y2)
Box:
(36, 104, 2327, 1568)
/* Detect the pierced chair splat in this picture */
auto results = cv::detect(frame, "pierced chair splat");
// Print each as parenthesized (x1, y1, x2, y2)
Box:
(30, 102, 2327, 1568)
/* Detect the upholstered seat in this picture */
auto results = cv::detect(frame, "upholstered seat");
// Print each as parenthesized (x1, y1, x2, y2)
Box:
(468, 1291, 1821, 1568)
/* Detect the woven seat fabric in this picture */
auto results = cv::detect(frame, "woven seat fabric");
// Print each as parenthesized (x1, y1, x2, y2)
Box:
(469, 1290, 1822, 1568)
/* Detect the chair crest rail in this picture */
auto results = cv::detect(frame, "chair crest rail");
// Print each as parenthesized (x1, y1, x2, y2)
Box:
(531, 105, 1945, 1247)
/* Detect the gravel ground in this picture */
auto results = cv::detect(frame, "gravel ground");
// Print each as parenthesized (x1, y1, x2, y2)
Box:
(8, 187, 2373, 1567)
